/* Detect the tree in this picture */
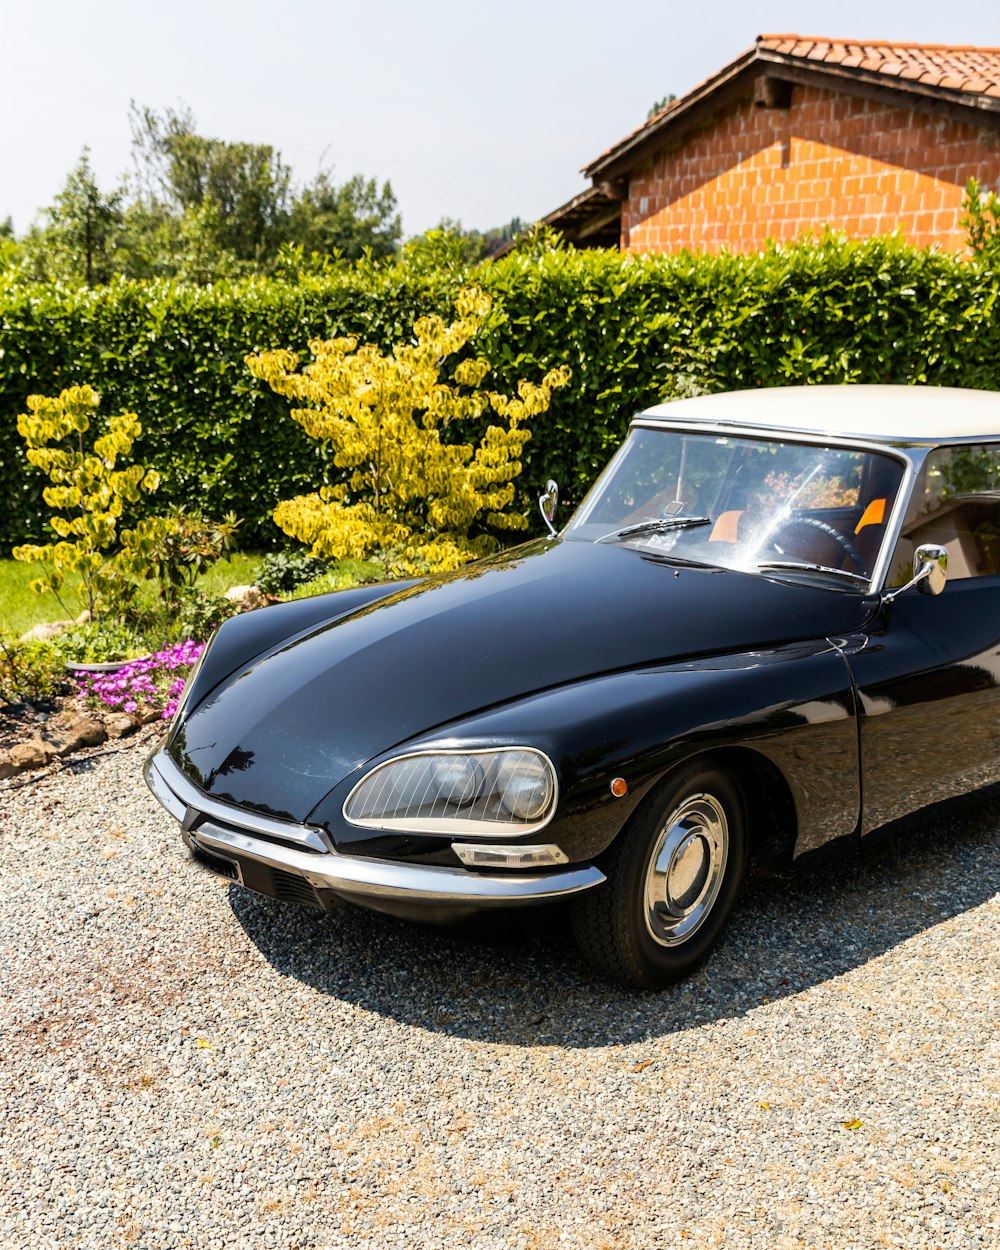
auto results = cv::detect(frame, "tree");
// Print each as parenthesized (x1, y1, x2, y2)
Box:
(23, 150, 125, 285)
(12, 385, 162, 618)
(480, 216, 525, 256)
(129, 104, 292, 266)
(0, 216, 21, 274)
(647, 93, 677, 118)
(10, 107, 405, 283)
(245, 287, 571, 575)
(288, 171, 401, 261)
(126, 106, 406, 276)
(404, 217, 525, 268)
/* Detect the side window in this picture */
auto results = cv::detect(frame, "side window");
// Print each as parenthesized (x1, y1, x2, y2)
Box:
(890, 443, 1000, 582)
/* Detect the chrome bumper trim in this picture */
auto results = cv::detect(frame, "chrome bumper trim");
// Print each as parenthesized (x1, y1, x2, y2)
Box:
(144, 752, 330, 853)
(144, 749, 606, 907)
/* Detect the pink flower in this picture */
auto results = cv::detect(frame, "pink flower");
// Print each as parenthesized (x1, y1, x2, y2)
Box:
(74, 637, 205, 717)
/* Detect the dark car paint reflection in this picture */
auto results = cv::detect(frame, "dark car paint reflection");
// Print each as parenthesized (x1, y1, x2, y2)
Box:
(168, 539, 880, 833)
(165, 530, 1000, 884)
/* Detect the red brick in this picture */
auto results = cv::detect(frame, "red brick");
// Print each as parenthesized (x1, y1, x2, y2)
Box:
(621, 80, 1000, 255)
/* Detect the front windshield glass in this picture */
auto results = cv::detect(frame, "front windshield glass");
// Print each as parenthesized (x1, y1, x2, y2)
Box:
(565, 427, 906, 587)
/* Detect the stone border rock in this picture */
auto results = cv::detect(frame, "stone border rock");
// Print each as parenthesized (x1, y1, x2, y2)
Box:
(0, 704, 162, 781)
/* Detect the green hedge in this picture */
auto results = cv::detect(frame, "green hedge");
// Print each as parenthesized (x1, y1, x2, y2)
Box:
(2, 236, 998, 551)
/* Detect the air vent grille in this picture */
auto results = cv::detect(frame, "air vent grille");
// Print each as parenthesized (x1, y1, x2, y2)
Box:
(270, 869, 322, 909)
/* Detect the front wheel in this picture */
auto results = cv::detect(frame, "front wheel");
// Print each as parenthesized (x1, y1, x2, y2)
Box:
(572, 760, 747, 989)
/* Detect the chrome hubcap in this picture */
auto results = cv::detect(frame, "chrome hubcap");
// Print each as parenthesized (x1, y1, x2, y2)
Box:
(643, 793, 728, 947)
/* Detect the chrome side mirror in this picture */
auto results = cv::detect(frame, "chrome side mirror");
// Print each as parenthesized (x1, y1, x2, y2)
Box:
(539, 479, 559, 535)
(914, 543, 948, 595)
(884, 543, 948, 602)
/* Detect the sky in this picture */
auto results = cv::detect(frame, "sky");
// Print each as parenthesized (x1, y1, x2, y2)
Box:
(2, 0, 999, 239)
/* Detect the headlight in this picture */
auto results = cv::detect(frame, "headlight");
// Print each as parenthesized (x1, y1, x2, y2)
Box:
(343, 747, 558, 836)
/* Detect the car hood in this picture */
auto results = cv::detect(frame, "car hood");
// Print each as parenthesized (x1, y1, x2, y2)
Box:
(168, 538, 876, 822)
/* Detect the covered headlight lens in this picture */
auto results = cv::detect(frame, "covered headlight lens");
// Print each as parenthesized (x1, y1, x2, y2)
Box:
(343, 748, 557, 836)
(430, 755, 483, 808)
(496, 753, 553, 820)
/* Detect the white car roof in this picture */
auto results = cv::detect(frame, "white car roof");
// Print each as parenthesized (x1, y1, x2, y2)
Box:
(639, 385, 1000, 446)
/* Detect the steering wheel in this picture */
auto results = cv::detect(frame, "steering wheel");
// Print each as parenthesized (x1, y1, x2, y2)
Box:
(771, 516, 868, 573)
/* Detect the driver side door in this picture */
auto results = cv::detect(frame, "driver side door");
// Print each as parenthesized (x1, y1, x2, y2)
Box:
(850, 441, 1000, 831)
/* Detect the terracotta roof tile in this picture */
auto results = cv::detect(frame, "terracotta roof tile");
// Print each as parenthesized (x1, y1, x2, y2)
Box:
(757, 34, 1000, 97)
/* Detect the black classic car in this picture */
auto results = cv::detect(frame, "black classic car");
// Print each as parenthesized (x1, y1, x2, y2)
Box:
(145, 385, 1000, 987)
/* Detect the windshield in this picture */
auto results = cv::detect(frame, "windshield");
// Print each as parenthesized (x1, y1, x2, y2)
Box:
(565, 427, 905, 587)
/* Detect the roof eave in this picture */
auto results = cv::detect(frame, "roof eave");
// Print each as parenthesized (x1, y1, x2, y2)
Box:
(585, 46, 1000, 183)
(584, 48, 758, 182)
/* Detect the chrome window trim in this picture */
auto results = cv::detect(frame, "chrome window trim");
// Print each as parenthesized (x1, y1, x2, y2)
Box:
(342, 745, 559, 838)
(574, 419, 922, 596)
(883, 438, 1000, 587)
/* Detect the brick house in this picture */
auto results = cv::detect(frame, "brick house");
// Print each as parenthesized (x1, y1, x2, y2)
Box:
(545, 35, 1000, 254)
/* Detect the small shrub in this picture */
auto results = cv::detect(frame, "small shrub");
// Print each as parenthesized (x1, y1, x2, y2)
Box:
(12, 384, 161, 618)
(131, 505, 241, 610)
(175, 593, 239, 641)
(256, 549, 328, 595)
(0, 639, 66, 705)
(246, 286, 571, 576)
(49, 620, 150, 664)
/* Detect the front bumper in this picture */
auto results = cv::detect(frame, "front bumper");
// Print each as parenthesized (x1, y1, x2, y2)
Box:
(144, 749, 605, 918)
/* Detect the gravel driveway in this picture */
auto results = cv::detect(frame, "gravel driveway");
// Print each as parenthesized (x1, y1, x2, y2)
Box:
(1, 735, 997, 1250)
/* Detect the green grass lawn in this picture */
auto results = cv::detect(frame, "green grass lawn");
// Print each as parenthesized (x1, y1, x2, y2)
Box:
(0, 553, 266, 639)
(186, 552, 266, 599)
(0, 559, 48, 638)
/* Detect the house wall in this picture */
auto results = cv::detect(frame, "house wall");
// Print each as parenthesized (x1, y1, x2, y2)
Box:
(623, 83, 1000, 254)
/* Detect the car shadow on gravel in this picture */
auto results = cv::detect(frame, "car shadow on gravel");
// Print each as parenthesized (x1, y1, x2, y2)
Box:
(229, 785, 1000, 1049)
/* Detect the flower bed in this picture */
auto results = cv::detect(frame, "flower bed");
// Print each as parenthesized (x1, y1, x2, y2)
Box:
(74, 639, 205, 721)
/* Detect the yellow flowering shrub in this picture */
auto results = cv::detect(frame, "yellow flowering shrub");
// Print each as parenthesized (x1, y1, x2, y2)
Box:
(246, 287, 570, 575)
(12, 384, 163, 617)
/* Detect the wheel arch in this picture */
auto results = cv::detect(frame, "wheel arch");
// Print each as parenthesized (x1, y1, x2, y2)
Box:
(674, 745, 798, 874)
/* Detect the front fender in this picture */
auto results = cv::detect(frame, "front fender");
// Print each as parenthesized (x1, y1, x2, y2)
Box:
(326, 638, 861, 864)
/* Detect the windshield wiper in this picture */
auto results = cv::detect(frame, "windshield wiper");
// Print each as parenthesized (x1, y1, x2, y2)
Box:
(755, 560, 870, 586)
(597, 517, 710, 543)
